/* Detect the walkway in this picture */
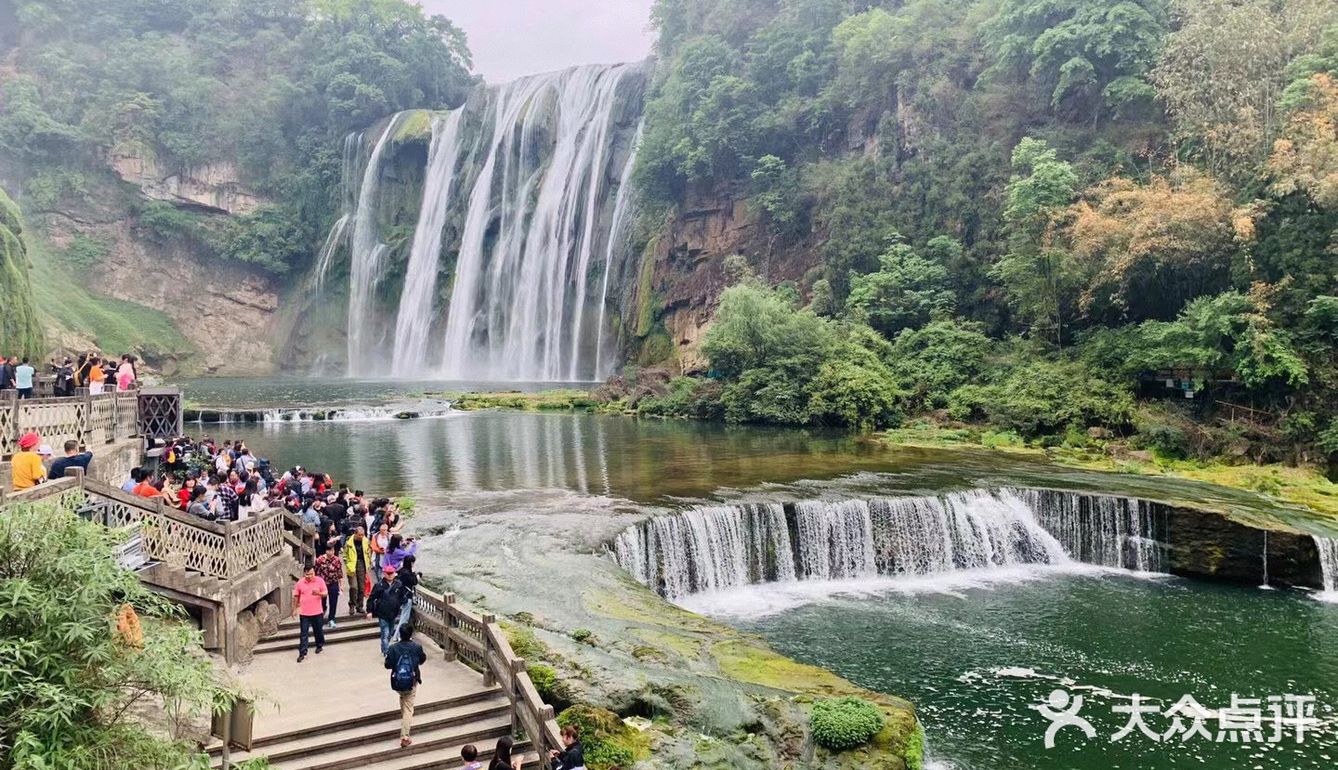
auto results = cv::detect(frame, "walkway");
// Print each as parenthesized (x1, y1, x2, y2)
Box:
(209, 591, 547, 769)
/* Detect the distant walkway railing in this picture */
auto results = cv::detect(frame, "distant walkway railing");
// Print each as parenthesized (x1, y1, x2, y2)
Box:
(413, 590, 563, 766)
(0, 386, 183, 460)
(1, 472, 301, 581)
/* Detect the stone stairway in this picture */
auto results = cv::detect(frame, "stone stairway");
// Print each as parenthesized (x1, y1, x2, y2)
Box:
(214, 606, 542, 769)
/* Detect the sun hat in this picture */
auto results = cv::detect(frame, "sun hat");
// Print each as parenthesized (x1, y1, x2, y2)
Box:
(17, 432, 40, 450)
(37, 444, 53, 456)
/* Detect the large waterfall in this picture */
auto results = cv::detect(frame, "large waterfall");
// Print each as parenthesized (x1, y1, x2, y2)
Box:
(614, 488, 1168, 599)
(323, 63, 645, 380)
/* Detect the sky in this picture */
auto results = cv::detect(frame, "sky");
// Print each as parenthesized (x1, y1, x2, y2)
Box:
(423, 1, 657, 83)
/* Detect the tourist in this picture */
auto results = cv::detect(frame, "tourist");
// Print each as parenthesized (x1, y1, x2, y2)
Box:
(292, 564, 327, 662)
(215, 474, 239, 521)
(394, 554, 419, 636)
(371, 522, 390, 579)
(53, 357, 74, 396)
(116, 354, 137, 391)
(188, 485, 217, 520)
(343, 526, 373, 615)
(177, 475, 197, 510)
(46, 440, 92, 481)
(14, 357, 35, 399)
(36, 444, 54, 470)
(382, 533, 418, 573)
(315, 541, 344, 630)
(10, 432, 46, 490)
(550, 724, 586, 770)
(121, 467, 142, 493)
(73, 353, 90, 389)
(461, 745, 483, 770)
(384, 623, 427, 749)
(86, 356, 106, 395)
(489, 736, 523, 770)
(132, 473, 160, 499)
(0, 355, 15, 391)
(367, 565, 406, 656)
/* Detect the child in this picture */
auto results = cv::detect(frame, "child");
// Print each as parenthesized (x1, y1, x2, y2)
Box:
(461, 744, 482, 770)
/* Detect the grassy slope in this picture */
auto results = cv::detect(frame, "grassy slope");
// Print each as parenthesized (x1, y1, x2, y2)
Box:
(25, 230, 196, 361)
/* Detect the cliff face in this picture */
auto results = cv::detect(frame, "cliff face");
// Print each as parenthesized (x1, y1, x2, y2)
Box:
(111, 147, 263, 216)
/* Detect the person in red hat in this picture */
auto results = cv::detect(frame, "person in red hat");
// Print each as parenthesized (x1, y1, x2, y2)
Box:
(11, 432, 46, 490)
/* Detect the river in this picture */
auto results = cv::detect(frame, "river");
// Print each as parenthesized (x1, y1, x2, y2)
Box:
(176, 377, 1338, 769)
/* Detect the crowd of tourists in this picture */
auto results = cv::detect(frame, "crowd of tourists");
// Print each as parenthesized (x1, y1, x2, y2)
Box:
(0, 351, 139, 398)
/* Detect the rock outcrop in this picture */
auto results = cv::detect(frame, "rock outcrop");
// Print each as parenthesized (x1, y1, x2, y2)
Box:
(111, 146, 263, 216)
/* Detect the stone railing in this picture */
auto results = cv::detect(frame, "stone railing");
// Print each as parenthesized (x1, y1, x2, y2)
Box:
(2, 472, 296, 581)
(0, 389, 143, 459)
(413, 590, 563, 767)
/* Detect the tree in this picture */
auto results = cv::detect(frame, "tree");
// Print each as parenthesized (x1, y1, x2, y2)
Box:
(847, 237, 957, 336)
(1065, 170, 1239, 322)
(982, 0, 1168, 122)
(991, 138, 1080, 347)
(1152, 0, 1337, 177)
(1269, 72, 1338, 209)
(1, 498, 243, 769)
(888, 319, 993, 409)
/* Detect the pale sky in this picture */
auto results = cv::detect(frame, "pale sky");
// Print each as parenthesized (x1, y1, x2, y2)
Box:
(423, 1, 657, 83)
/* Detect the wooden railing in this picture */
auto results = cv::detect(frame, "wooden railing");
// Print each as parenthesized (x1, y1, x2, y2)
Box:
(412, 589, 563, 767)
(0, 389, 143, 459)
(2, 472, 299, 581)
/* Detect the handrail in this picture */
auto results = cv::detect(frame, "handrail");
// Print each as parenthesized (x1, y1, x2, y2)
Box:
(412, 589, 562, 767)
(1, 388, 148, 460)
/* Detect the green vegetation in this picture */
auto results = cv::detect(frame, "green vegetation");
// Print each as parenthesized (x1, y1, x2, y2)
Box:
(556, 705, 651, 770)
(0, 497, 246, 769)
(0, 0, 474, 277)
(443, 389, 599, 412)
(630, 0, 1338, 470)
(0, 187, 44, 358)
(809, 696, 886, 751)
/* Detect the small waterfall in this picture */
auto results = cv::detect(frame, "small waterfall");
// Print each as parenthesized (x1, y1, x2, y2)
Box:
(615, 489, 1168, 599)
(593, 119, 643, 380)
(1315, 535, 1338, 595)
(390, 111, 466, 375)
(346, 112, 409, 375)
(313, 131, 364, 291)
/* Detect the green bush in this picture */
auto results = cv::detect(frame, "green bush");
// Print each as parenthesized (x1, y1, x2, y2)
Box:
(809, 696, 885, 751)
(556, 705, 648, 770)
(528, 663, 559, 702)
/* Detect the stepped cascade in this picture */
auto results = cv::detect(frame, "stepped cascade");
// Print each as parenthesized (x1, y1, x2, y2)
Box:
(321, 63, 645, 381)
(614, 488, 1169, 598)
(1316, 535, 1338, 594)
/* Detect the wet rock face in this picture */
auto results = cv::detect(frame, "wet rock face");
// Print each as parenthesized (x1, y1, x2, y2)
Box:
(1165, 506, 1323, 587)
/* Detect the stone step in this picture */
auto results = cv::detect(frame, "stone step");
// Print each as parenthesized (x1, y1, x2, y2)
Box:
(207, 687, 504, 757)
(267, 616, 379, 642)
(253, 624, 381, 655)
(209, 695, 512, 767)
(280, 713, 515, 770)
(348, 745, 541, 770)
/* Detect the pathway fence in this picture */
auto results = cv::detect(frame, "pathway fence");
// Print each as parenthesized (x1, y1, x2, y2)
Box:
(0, 389, 140, 458)
(413, 590, 564, 766)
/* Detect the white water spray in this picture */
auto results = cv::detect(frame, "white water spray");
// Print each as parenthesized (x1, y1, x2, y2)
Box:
(346, 113, 409, 374)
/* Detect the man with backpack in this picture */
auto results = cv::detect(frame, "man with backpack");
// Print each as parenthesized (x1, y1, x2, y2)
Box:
(366, 565, 406, 656)
(384, 623, 427, 748)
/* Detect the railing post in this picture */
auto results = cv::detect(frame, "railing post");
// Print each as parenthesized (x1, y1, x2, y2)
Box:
(79, 387, 92, 447)
(482, 613, 497, 687)
(444, 593, 459, 661)
(509, 657, 526, 737)
(540, 704, 556, 767)
(4, 389, 18, 455)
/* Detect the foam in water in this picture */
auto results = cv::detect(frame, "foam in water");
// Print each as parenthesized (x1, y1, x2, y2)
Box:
(1314, 535, 1338, 601)
(615, 488, 1168, 601)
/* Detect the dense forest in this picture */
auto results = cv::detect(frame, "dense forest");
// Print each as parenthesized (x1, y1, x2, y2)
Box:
(622, 0, 1338, 471)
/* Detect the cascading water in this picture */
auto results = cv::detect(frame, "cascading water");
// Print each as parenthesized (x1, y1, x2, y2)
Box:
(438, 63, 641, 381)
(346, 112, 409, 374)
(321, 63, 645, 380)
(614, 488, 1168, 599)
(313, 131, 365, 291)
(1315, 535, 1338, 596)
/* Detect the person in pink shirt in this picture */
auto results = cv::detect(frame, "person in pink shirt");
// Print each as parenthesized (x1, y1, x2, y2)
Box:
(115, 354, 137, 391)
(292, 564, 328, 662)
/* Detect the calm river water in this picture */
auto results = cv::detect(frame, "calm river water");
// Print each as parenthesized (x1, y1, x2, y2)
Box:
(175, 377, 1338, 769)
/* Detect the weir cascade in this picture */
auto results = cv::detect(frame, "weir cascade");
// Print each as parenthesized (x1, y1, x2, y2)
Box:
(614, 488, 1328, 599)
(317, 63, 646, 381)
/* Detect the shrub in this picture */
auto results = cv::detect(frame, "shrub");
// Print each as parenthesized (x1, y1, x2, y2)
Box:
(571, 628, 596, 645)
(528, 664, 559, 702)
(810, 696, 885, 751)
(557, 705, 648, 770)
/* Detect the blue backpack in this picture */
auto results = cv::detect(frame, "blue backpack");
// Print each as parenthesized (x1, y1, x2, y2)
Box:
(391, 649, 417, 692)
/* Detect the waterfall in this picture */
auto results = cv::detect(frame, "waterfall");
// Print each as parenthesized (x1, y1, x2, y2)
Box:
(313, 131, 364, 291)
(390, 111, 466, 375)
(593, 119, 643, 379)
(614, 488, 1169, 599)
(346, 112, 409, 374)
(437, 63, 641, 381)
(1316, 535, 1338, 595)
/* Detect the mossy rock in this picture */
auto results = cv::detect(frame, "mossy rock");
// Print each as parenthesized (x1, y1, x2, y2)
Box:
(810, 696, 885, 751)
(556, 705, 650, 770)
